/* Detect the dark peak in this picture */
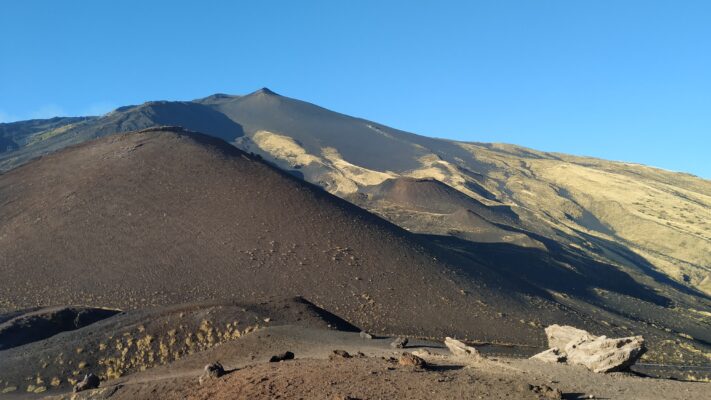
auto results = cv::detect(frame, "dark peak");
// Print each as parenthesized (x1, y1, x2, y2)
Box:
(251, 87, 279, 96)
(208, 93, 233, 99)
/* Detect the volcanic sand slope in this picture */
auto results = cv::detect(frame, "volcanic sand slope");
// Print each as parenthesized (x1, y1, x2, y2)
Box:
(0, 91, 709, 365)
(203, 90, 711, 296)
(0, 128, 568, 346)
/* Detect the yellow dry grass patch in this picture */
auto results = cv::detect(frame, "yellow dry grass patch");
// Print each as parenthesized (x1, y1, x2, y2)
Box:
(252, 130, 321, 167)
(322, 147, 394, 187)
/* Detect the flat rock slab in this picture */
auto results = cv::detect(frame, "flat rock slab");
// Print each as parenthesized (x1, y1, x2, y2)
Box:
(544, 324, 595, 350)
(530, 347, 566, 363)
(565, 335, 646, 373)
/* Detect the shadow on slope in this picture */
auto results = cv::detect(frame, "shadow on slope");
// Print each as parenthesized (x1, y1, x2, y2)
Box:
(0, 306, 119, 350)
(420, 233, 672, 308)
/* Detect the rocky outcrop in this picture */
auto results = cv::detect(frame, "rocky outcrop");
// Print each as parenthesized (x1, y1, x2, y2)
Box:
(444, 337, 482, 359)
(565, 335, 646, 373)
(533, 325, 646, 373)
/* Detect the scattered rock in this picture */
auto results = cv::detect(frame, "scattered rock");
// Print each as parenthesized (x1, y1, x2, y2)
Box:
(565, 335, 646, 373)
(331, 350, 352, 359)
(390, 337, 408, 348)
(359, 331, 373, 339)
(73, 373, 100, 393)
(398, 352, 427, 368)
(444, 337, 481, 359)
(411, 349, 432, 357)
(199, 362, 226, 384)
(530, 347, 566, 363)
(545, 325, 595, 350)
(269, 351, 295, 362)
(530, 384, 563, 399)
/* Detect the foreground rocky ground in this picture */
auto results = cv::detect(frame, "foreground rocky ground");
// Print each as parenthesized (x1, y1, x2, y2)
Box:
(1, 326, 701, 400)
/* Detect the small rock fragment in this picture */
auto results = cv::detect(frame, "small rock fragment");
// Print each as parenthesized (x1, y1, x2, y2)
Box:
(411, 349, 432, 357)
(269, 351, 295, 362)
(530, 384, 563, 400)
(359, 331, 373, 339)
(331, 350, 352, 359)
(199, 362, 226, 384)
(390, 337, 408, 348)
(73, 373, 100, 393)
(398, 352, 427, 368)
(444, 337, 481, 359)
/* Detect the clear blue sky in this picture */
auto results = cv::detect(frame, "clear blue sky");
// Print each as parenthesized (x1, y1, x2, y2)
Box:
(1, 1, 709, 178)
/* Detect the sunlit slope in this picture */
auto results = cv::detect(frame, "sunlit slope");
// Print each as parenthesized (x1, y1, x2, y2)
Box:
(201, 90, 711, 296)
(451, 143, 711, 295)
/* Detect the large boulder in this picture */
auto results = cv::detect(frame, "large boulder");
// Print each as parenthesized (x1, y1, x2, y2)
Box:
(537, 325, 646, 373)
(544, 324, 595, 350)
(565, 335, 646, 373)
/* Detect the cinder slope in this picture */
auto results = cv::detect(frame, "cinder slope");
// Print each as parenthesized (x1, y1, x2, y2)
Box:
(0, 128, 558, 345)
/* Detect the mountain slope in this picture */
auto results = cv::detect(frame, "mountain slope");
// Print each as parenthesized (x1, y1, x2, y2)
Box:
(0, 102, 244, 171)
(200, 89, 711, 299)
(0, 127, 570, 345)
(0, 92, 709, 364)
